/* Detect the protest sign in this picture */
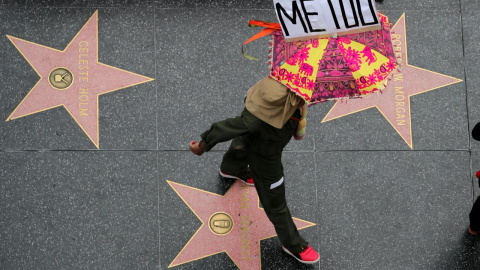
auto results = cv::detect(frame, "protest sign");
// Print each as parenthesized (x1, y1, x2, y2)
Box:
(273, 0, 381, 40)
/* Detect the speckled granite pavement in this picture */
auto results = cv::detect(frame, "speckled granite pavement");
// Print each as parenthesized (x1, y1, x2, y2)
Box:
(1, 1, 479, 269)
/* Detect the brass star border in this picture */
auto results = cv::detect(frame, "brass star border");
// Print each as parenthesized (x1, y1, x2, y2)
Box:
(166, 180, 315, 269)
(5, 11, 154, 148)
(322, 13, 463, 149)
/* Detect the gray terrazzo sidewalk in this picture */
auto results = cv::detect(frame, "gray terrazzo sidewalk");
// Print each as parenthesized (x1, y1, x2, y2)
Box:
(1, 0, 479, 269)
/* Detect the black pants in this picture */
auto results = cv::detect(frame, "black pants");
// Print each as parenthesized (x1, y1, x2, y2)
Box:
(220, 115, 308, 254)
(470, 196, 480, 231)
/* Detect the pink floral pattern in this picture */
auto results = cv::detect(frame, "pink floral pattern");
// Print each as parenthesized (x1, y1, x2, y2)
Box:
(341, 45, 362, 71)
(296, 47, 310, 64)
(356, 62, 391, 92)
(269, 12, 397, 103)
(343, 13, 396, 62)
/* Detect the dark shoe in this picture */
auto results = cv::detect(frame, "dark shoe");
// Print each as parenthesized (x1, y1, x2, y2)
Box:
(219, 170, 254, 186)
(282, 245, 320, 264)
(476, 171, 480, 188)
(473, 122, 480, 141)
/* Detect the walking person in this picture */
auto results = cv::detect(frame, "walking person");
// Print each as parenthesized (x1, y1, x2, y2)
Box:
(189, 77, 319, 264)
(468, 171, 480, 235)
(469, 123, 480, 235)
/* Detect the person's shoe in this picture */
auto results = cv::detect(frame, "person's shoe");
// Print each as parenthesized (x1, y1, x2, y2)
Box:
(219, 170, 254, 186)
(476, 171, 480, 188)
(469, 227, 478, 235)
(282, 245, 320, 264)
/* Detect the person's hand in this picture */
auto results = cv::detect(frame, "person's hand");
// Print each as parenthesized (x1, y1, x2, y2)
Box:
(189, 140, 205, 156)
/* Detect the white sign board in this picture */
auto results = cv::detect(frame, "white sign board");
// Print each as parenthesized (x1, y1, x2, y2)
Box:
(273, 0, 381, 41)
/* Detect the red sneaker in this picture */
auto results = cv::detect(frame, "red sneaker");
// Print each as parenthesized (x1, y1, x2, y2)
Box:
(469, 227, 478, 235)
(219, 170, 254, 186)
(282, 245, 320, 264)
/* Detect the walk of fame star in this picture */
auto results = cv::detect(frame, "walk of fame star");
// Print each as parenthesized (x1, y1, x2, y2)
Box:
(322, 14, 463, 149)
(6, 11, 153, 148)
(167, 180, 315, 270)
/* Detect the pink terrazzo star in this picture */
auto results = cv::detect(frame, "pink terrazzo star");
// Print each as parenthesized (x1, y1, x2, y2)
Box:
(6, 11, 153, 148)
(322, 14, 462, 149)
(167, 180, 315, 270)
